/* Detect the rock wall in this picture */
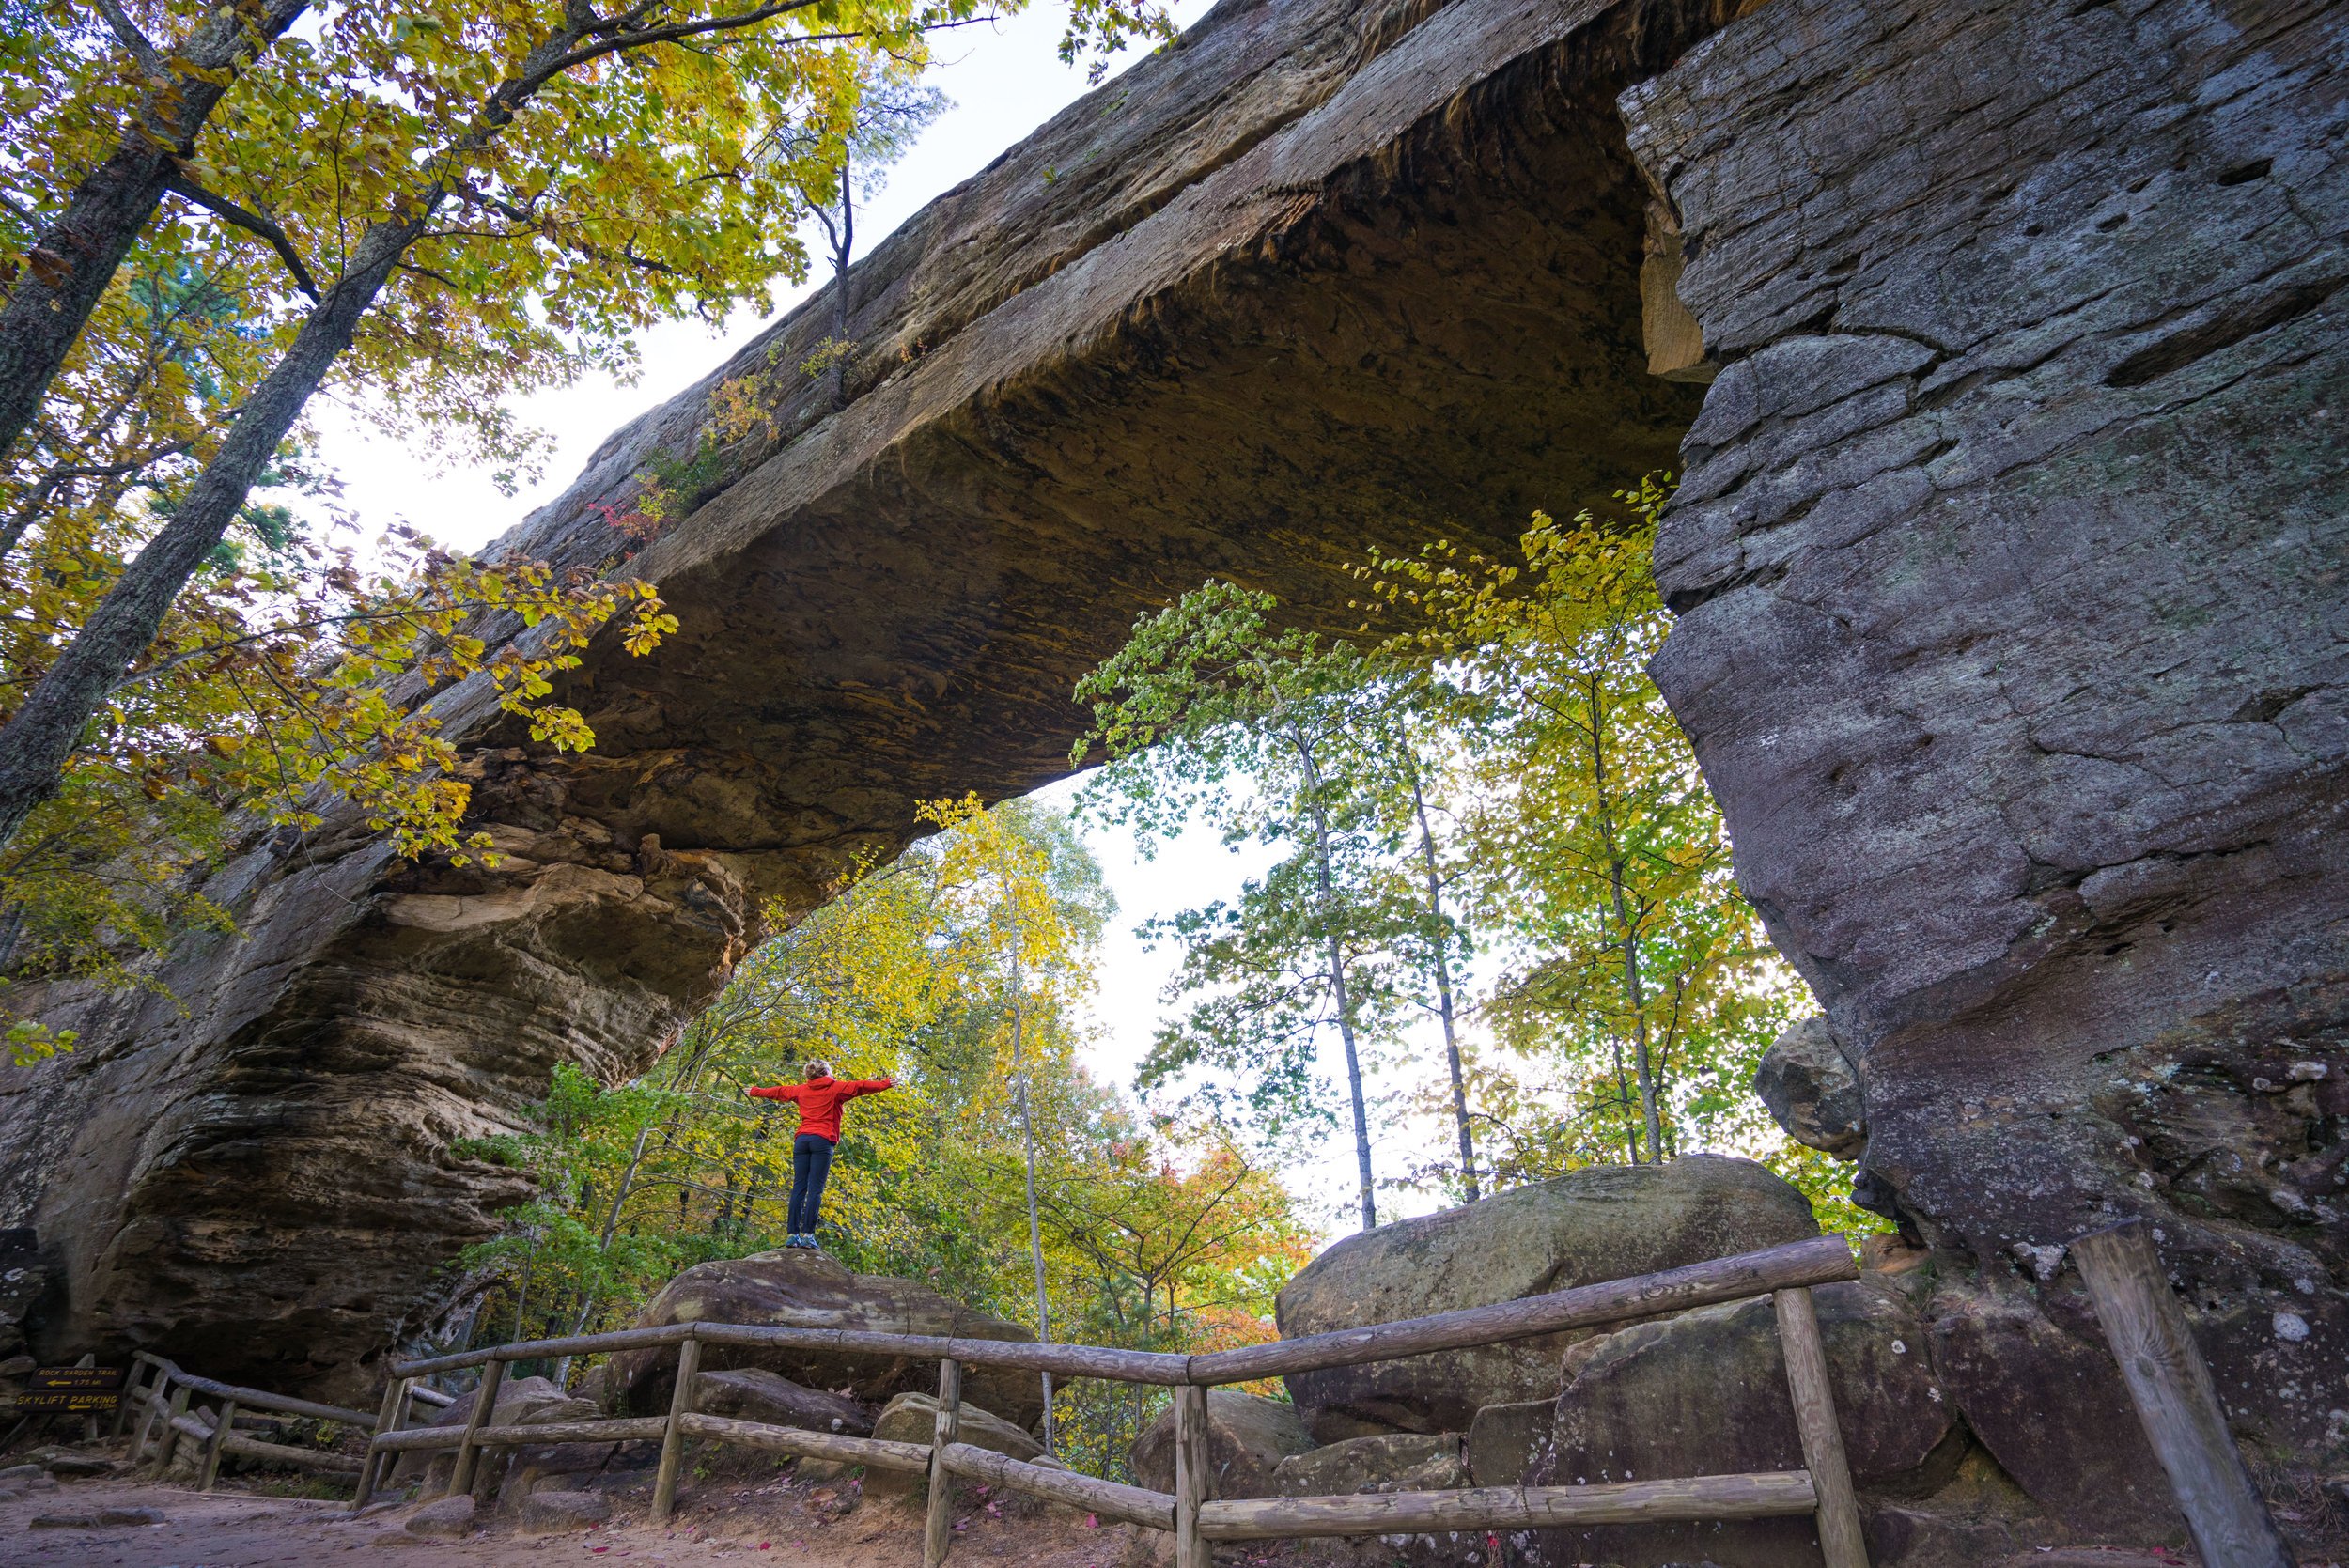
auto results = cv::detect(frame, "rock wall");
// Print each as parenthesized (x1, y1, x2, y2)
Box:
(1625, 0, 2347, 1464)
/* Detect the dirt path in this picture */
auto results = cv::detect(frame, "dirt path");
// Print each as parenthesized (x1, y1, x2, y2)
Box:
(0, 1471, 1153, 1568)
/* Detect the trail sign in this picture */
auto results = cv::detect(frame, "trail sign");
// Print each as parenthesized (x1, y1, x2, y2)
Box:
(10, 1366, 124, 1412)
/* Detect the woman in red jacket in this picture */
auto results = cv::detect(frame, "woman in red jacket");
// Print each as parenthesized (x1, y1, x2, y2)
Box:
(745, 1060, 894, 1249)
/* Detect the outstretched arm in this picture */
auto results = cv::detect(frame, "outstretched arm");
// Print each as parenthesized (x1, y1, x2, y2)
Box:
(746, 1083, 802, 1102)
(842, 1078, 895, 1098)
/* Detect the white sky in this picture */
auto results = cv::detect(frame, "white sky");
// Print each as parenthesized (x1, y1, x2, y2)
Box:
(311, 0, 1461, 1241)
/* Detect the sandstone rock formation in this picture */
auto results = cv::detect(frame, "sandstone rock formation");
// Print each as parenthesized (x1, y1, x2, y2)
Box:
(0, 0, 1716, 1398)
(863, 1390, 1043, 1503)
(1627, 0, 2348, 1478)
(692, 1367, 874, 1436)
(602, 1250, 1043, 1430)
(1526, 1279, 1959, 1567)
(1753, 1016, 1865, 1158)
(1274, 1156, 1817, 1438)
(1270, 1432, 1464, 1497)
(1128, 1389, 1315, 1498)
(388, 1374, 598, 1493)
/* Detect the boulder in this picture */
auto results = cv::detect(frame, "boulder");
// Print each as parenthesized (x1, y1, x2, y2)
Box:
(571, 1361, 617, 1414)
(518, 1489, 613, 1531)
(388, 1374, 597, 1491)
(1129, 1389, 1315, 1499)
(1271, 1433, 1463, 1496)
(1923, 1284, 2185, 1541)
(405, 1494, 476, 1537)
(1527, 1279, 1961, 1568)
(28, 1506, 166, 1528)
(1276, 1157, 1819, 1439)
(496, 1437, 623, 1512)
(1465, 1400, 1552, 1487)
(693, 1367, 874, 1436)
(864, 1390, 1043, 1503)
(24, 1447, 117, 1478)
(605, 1250, 1043, 1429)
(1754, 1016, 1867, 1157)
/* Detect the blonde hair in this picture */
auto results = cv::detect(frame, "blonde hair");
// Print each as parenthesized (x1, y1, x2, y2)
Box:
(803, 1059, 832, 1080)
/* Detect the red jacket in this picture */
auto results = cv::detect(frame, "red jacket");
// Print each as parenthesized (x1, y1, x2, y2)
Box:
(745, 1074, 894, 1142)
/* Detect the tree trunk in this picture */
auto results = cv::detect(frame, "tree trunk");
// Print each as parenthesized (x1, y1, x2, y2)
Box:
(829, 147, 853, 411)
(1008, 948, 1057, 1453)
(1406, 762, 1477, 1203)
(1289, 722, 1376, 1232)
(0, 210, 422, 849)
(1582, 674, 1665, 1163)
(0, 0, 311, 465)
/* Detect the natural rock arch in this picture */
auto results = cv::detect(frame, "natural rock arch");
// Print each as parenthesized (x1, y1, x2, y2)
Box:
(1, 0, 2341, 1494)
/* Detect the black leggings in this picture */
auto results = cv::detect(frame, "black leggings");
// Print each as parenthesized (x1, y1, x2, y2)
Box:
(788, 1133, 836, 1234)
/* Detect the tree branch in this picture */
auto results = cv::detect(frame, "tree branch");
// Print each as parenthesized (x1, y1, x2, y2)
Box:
(86, 0, 167, 76)
(164, 174, 321, 300)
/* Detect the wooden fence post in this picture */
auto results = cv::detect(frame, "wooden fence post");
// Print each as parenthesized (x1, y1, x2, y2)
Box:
(652, 1334, 703, 1525)
(129, 1371, 170, 1467)
(352, 1375, 409, 1510)
(446, 1358, 505, 1500)
(198, 1398, 238, 1492)
(150, 1380, 193, 1477)
(925, 1358, 964, 1568)
(111, 1358, 150, 1438)
(1773, 1287, 1869, 1568)
(1173, 1384, 1212, 1568)
(2072, 1222, 2295, 1568)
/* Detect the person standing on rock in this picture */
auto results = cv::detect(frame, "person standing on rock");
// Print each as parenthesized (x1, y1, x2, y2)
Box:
(746, 1060, 895, 1250)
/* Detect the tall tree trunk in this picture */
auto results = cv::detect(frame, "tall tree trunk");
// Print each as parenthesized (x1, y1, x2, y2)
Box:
(0, 209, 423, 848)
(509, 1228, 540, 1343)
(828, 147, 853, 411)
(1582, 674, 1665, 1163)
(0, 0, 311, 465)
(1405, 758, 1477, 1202)
(1289, 722, 1376, 1231)
(552, 1119, 653, 1386)
(1008, 948, 1056, 1453)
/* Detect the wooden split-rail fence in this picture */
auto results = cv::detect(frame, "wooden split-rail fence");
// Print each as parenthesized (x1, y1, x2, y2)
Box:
(101, 1220, 2290, 1568)
(114, 1351, 451, 1490)
(353, 1235, 1875, 1568)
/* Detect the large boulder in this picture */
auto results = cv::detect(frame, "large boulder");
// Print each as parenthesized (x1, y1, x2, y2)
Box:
(1270, 1433, 1464, 1496)
(1129, 1389, 1315, 1499)
(1923, 1283, 2185, 1541)
(1526, 1279, 1960, 1567)
(1275, 1157, 1820, 1439)
(604, 1250, 1043, 1429)
(1754, 1016, 1867, 1157)
(388, 1374, 596, 1492)
(1465, 1400, 1552, 1487)
(864, 1390, 1043, 1503)
(693, 1367, 874, 1436)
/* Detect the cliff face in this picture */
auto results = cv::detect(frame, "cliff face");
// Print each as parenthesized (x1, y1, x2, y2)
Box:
(0, 0, 1716, 1395)
(1626, 0, 2348, 1455)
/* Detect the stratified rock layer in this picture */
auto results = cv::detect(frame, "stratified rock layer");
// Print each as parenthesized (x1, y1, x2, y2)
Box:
(1622, 0, 2349, 1468)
